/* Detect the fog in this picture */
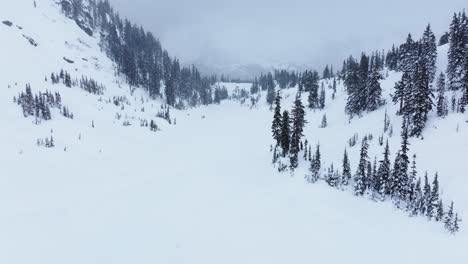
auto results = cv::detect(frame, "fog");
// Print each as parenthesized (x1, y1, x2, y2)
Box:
(108, 0, 466, 73)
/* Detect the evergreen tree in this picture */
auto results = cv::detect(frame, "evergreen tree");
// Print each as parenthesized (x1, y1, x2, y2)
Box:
(354, 139, 369, 196)
(309, 144, 321, 183)
(320, 114, 327, 128)
(420, 24, 438, 83)
(290, 94, 306, 169)
(366, 63, 384, 111)
(423, 172, 432, 217)
(377, 140, 391, 198)
(461, 58, 468, 111)
(319, 87, 326, 109)
(342, 148, 352, 186)
(444, 201, 455, 232)
(391, 119, 410, 202)
(436, 200, 444, 222)
(272, 92, 282, 145)
(436, 72, 449, 117)
(393, 71, 413, 115)
(429, 173, 440, 218)
(447, 12, 468, 91)
(279, 110, 291, 156)
(409, 58, 434, 137)
(344, 57, 363, 116)
(398, 34, 419, 73)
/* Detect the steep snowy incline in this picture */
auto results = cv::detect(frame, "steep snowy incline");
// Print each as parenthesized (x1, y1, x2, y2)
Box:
(1, 100, 466, 264)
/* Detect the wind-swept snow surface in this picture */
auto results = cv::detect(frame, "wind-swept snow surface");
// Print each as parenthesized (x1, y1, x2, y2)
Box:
(0, 1, 467, 264)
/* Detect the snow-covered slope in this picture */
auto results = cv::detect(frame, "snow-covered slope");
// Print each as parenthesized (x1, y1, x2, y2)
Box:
(0, 1, 467, 264)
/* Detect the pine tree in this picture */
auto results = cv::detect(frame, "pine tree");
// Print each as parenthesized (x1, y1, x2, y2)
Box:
(444, 201, 454, 232)
(411, 177, 423, 216)
(420, 24, 438, 83)
(319, 87, 326, 109)
(423, 172, 432, 217)
(309, 144, 321, 183)
(409, 58, 433, 137)
(377, 140, 391, 198)
(436, 72, 448, 117)
(461, 58, 468, 111)
(391, 119, 410, 202)
(435, 200, 444, 222)
(447, 12, 467, 91)
(398, 34, 419, 73)
(354, 139, 369, 196)
(272, 92, 282, 145)
(290, 94, 306, 169)
(453, 213, 460, 233)
(393, 71, 413, 115)
(366, 64, 383, 111)
(266, 80, 276, 106)
(342, 148, 352, 186)
(429, 173, 440, 218)
(407, 154, 418, 208)
(279, 110, 291, 156)
(320, 114, 327, 128)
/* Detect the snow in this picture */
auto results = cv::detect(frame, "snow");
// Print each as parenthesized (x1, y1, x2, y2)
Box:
(1, 1, 467, 264)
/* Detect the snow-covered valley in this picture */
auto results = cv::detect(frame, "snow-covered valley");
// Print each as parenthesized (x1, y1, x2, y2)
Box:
(1, 1, 468, 263)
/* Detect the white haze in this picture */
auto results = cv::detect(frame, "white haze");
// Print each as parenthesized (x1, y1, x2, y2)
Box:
(108, 0, 466, 75)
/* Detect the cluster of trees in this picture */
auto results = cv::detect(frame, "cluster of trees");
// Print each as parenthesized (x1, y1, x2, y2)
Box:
(322, 64, 335, 79)
(274, 69, 298, 89)
(37, 136, 55, 148)
(390, 25, 438, 137)
(50, 70, 105, 94)
(60, 0, 217, 108)
(14, 84, 72, 123)
(271, 92, 307, 170)
(270, 94, 461, 233)
(156, 105, 174, 124)
(213, 86, 229, 104)
(447, 11, 468, 106)
(343, 52, 385, 116)
(347, 119, 460, 233)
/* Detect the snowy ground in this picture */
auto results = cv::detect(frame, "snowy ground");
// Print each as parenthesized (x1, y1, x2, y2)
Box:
(1, 1, 467, 264)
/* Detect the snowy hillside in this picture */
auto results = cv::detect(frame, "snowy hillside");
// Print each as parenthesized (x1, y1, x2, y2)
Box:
(1, 1, 467, 264)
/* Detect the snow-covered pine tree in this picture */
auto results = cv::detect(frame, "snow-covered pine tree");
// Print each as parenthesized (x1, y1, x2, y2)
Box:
(406, 154, 418, 210)
(411, 177, 423, 216)
(377, 140, 391, 198)
(344, 57, 362, 116)
(444, 201, 455, 232)
(447, 11, 468, 91)
(429, 173, 440, 219)
(461, 58, 468, 111)
(280, 110, 291, 156)
(420, 24, 438, 83)
(319, 87, 326, 109)
(435, 200, 444, 222)
(436, 72, 449, 117)
(354, 139, 369, 196)
(398, 34, 419, 73)
(290, 94, 306, 169)
(308, 144, 321, 183)
(272, 92, 282, 145)
(423, 172, 432, 217)
(320, 114, 327, 128)
(366, 63, 384, 111)
(393, 71, 413, 115)
(342, 148, 352, 186)
(391, 119, 410, 204)
(409, 56, 433, 137)
(266, 79, 276, 106)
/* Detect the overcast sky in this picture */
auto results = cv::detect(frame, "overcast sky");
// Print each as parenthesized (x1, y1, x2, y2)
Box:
(108, 0, 466, 71)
